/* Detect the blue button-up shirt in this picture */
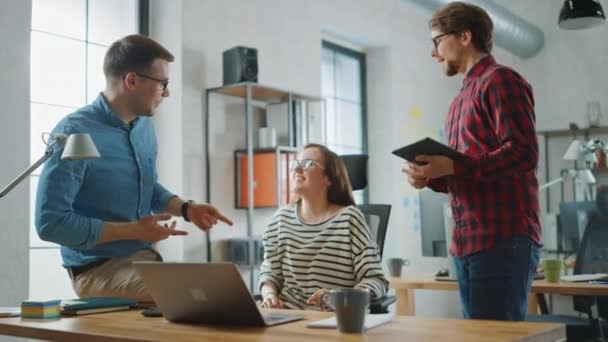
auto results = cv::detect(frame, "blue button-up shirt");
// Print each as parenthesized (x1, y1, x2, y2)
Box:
(35, 94, 175, 267)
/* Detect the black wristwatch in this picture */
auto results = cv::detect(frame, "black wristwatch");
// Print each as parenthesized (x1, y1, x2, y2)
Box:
(181, 200, 194, 222)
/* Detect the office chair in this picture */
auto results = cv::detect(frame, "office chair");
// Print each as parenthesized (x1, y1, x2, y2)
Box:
(528, 191, 608, 341)
(341, 154, 396, 314)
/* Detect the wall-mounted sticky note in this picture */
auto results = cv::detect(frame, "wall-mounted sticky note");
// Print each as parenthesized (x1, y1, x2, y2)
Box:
(410, 106, 422, 120)
(402, 196, 409, 208)
(413, 222, 421, 233)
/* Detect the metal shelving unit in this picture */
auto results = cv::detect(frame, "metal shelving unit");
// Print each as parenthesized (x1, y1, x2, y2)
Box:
(204, 82, 323, 290)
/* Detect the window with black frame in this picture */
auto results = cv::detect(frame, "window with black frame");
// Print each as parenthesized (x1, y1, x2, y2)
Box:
(29, 0, 145, 299)
(321, 40, 368, 203)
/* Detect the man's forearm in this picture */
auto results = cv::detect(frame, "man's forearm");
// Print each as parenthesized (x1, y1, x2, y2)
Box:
(164, 196, 185, 217)
(97, 221, 138, 244)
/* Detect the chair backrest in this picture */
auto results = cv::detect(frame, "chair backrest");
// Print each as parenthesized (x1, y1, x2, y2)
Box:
(340, 154, 391, 258)
(573, 209, 608, 318)
(357, 204, 391, 260)
(340, 154, 368, 191)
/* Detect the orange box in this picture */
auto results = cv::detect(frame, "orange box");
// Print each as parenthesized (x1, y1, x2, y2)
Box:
(236, 151, 295, 208)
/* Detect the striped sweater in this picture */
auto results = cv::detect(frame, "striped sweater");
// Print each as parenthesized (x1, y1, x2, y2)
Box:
(259, 204, 389, 310)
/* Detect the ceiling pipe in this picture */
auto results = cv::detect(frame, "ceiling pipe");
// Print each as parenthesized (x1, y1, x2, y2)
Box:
(403, 0, 545, 59)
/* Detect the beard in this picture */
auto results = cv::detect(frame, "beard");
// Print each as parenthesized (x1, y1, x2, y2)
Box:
(444, 59, 459, 77)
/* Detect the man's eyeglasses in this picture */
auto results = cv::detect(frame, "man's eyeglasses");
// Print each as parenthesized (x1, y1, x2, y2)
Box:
(135, 72, 169, 92)
(290, 159, 324, 172)
(432, 31, 457, 50)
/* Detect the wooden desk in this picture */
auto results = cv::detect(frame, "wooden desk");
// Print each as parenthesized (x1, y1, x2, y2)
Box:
(0, 308, 565, 341)
(390, 274, 608, 316)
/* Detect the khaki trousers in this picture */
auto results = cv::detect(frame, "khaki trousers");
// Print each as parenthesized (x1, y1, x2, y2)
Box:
(70, 249, 161, 303)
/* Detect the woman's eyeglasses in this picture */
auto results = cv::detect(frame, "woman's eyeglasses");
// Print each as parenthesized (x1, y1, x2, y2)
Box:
(290, 159, 324, 172)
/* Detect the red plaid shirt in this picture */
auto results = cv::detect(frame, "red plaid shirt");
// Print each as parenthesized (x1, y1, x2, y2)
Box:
(427, 55, 542, 257)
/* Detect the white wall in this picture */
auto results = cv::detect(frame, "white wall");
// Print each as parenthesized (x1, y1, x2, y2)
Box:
(0, 0, 31, 310)
(150, 0, 608, 316)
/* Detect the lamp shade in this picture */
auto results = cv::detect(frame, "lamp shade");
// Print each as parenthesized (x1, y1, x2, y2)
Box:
(578, 169, 597, 184)
(558, 0, 606, 30)
(563, 140, 584, 160)
(60, 133, 100, 160)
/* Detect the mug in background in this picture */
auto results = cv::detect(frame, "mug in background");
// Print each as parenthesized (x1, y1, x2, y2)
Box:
(386, 258, 410, 277)
(321, 288, 371, 334)
(542, 259, 564, 283)
(258, 127, 277, 148)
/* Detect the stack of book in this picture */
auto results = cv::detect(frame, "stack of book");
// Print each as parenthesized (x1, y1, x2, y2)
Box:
(21, 300, 61, 319)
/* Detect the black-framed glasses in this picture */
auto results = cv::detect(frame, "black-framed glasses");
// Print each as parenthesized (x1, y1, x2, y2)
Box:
(290, 159, 324, 172)
(432, 31, 457, 50)
(135, 72, 169, 91)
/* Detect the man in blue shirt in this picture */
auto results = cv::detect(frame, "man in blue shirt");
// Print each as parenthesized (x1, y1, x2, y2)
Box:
(35, 35, 233, 302)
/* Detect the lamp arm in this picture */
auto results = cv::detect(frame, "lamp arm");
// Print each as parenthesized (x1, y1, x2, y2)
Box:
(0, 149, 53, 198)
(539, 177, 565, 191)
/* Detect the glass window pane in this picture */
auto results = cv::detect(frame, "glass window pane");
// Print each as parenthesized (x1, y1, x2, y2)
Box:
(321, 48, 335, 97)
(335, 54, 361, 103)
(353, 191, 364, 204)
(88, 0, 138, 46)
(30, 248, 77, 299)
(30, 103, 75, 168)
(324, 98, 336, 146)
(87, 44, 107, 102)
(32, 0, 86, 40)
(31, 32, 86, 108)
(334, 100, 362, 149)
(331, 145, 362, 156)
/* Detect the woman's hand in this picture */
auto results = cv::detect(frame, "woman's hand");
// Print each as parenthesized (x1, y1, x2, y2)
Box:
(306, 288, 333, 312)
(260, 292, 284, 309)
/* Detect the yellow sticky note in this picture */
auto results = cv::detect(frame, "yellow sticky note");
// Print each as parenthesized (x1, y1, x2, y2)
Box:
(410, 107, 421, 120)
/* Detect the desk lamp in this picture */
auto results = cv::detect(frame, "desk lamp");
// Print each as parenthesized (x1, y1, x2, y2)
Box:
(0, 133, 100, 198)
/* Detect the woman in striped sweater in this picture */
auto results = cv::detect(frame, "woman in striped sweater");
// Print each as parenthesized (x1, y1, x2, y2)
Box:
(259, 143, 388, 311)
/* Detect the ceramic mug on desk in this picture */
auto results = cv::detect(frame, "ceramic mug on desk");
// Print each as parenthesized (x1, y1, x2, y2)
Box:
(320, 288, 370, 334)
(386, 258, 410, 277)
(542, 259, 565, 283)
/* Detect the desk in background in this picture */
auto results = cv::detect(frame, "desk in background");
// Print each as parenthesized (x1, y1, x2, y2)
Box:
(389, 274, 608, 316)
(0, 308, 564, 341)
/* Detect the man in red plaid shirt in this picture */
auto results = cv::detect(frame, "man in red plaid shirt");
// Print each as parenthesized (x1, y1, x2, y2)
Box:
(403, 2, 541, 321)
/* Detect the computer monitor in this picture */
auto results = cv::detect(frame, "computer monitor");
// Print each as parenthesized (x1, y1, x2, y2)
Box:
(420, 191, 450, 257)
(558, 201, 596, 253)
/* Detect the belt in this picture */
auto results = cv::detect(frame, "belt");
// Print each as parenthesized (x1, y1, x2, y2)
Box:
(67, 258, 110, 280)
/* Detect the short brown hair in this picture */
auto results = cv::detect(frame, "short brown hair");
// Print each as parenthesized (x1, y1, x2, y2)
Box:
(103, 34, 175, 78)
(292, 143, 356, 207)
(428, 2, 493, 54)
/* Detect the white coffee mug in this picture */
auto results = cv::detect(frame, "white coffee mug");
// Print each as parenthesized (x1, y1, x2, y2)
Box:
(258, 127, 277, 148)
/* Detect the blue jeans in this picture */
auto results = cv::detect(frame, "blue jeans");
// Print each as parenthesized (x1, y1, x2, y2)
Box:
(453, 235, 540, 321)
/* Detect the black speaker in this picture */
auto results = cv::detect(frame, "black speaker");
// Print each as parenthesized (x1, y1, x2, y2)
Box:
(222, 46, 258, 85)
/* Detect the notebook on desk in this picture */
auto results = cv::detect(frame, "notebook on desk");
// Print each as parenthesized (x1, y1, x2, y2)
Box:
(61, 298, 136, 315)
(307, 313, 394, 330)
(560, 273, 608, 282)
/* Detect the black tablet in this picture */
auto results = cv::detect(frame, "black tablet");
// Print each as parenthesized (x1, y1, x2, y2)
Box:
(392, 138, 465, 163)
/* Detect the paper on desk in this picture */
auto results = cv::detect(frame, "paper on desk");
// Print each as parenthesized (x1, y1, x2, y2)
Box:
(561, 273, 608, 282)
(0, 307, 20, 318)
(307, 313, 394, 330)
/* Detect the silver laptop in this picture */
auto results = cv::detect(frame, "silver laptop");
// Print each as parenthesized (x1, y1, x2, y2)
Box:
(133, 262, 304, 326)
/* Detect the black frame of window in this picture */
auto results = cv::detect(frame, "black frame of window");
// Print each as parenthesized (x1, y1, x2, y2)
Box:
(321, 40, 368, 202)
(138, 0, 150, 36)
